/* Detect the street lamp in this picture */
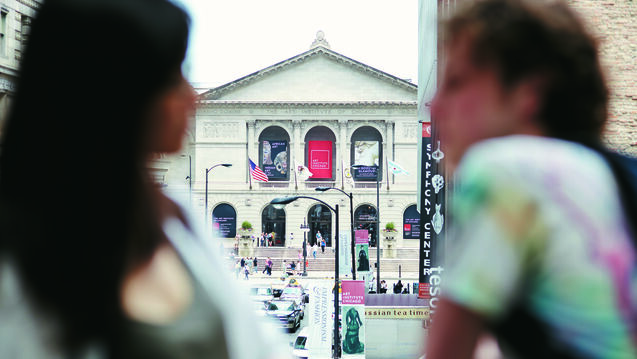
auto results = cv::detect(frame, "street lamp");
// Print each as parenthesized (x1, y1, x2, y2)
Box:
(300, 218, 310, 277)
(315, 186, 356, 280)
(271, 196, 341, 359)
(205, 163, 232, 229)
(351, 164, 380, 294)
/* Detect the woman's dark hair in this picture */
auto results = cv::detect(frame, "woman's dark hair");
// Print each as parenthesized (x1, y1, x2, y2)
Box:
(0, 0, 189, 352)
(444, 0, 608, 144)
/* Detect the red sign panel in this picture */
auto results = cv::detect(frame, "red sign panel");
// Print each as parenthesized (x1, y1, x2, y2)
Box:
(308, 141, 332, 178)
(422, 124, 431, 138)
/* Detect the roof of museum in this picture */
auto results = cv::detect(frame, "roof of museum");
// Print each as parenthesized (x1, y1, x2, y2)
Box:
(199, 37, 417, 101)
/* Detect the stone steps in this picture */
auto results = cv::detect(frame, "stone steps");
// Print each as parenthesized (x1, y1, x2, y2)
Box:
(240, 247, 420, 273)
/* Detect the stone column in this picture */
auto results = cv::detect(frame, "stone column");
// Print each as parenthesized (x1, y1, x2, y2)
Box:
(338, 119, 348, 188)
(386, 120, 394, 187)
(293, 119, 302, 169)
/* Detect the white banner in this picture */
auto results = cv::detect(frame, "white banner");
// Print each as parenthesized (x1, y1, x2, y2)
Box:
(339, 232, 352, 278)
(308, 281, 333, 358)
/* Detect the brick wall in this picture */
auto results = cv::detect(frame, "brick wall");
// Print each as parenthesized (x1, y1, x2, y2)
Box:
(568, 0, 637, 155)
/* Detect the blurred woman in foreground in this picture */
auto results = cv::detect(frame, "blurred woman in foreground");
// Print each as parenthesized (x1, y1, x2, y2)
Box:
(0, 0, 287, 358)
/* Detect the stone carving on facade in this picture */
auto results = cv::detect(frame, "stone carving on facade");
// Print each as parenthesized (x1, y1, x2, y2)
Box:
(200, 120, 240, 140)
(400, 123, 419, 140)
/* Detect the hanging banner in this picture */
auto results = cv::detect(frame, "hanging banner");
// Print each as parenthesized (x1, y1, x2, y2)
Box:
(353, 141, 379, 180)
(418, 123, 446, 311)
(339, 232, 352, 278)
(308, 141, 332, 179)
(341, 280, 365, 358)
(308, 281, 333, 358)
(262, 140, 288, 179)
(354, 230, 370, 273)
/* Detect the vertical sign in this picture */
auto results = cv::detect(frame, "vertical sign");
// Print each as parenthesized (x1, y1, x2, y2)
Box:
(308, 141, 332, 178)
(354, 230, 370, 273)
(339, 232, 352, 277)
(262, 140, 288, 179)
(341, 280, 365, 358)
(418, 123, 445, 312)
(309, 281, 333, 358)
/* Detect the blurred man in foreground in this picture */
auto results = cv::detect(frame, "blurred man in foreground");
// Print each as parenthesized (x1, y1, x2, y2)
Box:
(426, 0, 637, 358)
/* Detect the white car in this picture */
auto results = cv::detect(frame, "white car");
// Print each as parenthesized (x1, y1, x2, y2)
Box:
(249, 284, 274, 303)
(291, 327, 309, 359)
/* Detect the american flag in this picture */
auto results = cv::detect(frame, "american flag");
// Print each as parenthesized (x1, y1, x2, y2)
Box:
(249, 158, 269, 182)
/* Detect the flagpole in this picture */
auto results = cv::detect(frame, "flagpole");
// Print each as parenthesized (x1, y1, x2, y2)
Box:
(386, 157, 390, 190)
(341, 159, 345, 190)
(248, 158, 252, 190)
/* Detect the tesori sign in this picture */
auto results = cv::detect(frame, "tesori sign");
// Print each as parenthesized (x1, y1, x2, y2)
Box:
(418, 123, 446, 311)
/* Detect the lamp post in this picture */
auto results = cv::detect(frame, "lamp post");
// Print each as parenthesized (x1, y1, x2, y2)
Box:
(300, 218, 310, 276)
(315, 186, 356, 280)
(204, 163, 232, 229)
(271, 196, 340, 359)
(351, 164, 380, 293)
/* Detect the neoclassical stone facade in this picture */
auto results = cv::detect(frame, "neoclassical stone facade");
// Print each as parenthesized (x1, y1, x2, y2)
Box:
(0, 0, 40, 135)
(161, 35, 421, 250)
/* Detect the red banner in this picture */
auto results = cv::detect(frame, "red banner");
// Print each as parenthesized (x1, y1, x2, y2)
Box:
(308, 141, 332, 178)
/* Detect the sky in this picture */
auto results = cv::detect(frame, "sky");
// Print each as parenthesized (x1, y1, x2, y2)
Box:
(173, 0, 419, 88)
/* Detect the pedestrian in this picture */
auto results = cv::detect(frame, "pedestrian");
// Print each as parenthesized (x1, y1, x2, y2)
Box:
(244, 264, 250, 280)
(0, 1, 290, 357)
(393, 280, 403, 294)
(320, 238, 326, 254)
(425, 1, 637, 358)
(298, 250, 302, 262)
(312, 244, 317, 259)
(253, 257, 258, 274)
(240, 256, 245, 269)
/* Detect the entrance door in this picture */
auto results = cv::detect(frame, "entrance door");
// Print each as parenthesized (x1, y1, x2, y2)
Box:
(354, 205, 378, 247)
(308, 204, 332, 247)
(262, 205, 286, 246)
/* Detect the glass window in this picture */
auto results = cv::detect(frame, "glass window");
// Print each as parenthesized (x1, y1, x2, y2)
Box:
(354, 205, 378, 247)
(309, 204, 332, 247)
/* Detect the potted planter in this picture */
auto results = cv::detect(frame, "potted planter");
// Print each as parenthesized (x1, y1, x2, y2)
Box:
(381, 222, 398, 258)
(237, 221, 254, 257)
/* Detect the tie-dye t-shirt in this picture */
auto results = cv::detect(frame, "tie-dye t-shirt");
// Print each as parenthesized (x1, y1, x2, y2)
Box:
(444, 135, 637, 359)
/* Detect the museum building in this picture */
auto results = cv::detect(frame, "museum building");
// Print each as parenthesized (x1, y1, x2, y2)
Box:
(159, 33, 421, 250)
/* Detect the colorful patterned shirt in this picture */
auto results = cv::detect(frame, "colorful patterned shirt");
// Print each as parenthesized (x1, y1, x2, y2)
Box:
(444, 135, 637, 359)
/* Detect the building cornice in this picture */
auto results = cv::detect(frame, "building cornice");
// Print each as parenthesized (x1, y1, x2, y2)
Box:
(198, 100, 417, 108)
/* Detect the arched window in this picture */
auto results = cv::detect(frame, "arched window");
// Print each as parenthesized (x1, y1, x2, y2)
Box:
(403, 204, 420, 239)
(262, 205, 286, 246)
(305, 126, 336, 180)
(212, 203, 237, 238)
(308, 204, 332, 247)
(259, 126, 290, 181)
(354, 204, 378, 247)
(351, 126, 382, 181)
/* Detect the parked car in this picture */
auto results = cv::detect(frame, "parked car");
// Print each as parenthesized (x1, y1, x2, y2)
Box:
(249, 284, 274, 303)
(291, 327, 309, 359)
(280, 283, 309, 305)
(251, 299, 268, 317)
(265, 299, 303, 332)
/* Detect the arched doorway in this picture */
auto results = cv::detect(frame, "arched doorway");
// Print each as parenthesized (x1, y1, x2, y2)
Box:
(403, 204, 420, 239)
(354, 204, 378, 247)
(304, 126, 337, 180)
(212, 203, 237, 238)
(308, 204, 332, 247)
(262, 205, 286, 246)
(258, 126, 290, 181)
(351, 126, 383, 181)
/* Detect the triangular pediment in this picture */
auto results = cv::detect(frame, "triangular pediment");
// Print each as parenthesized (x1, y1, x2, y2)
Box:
(199, 46, 417, 103)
